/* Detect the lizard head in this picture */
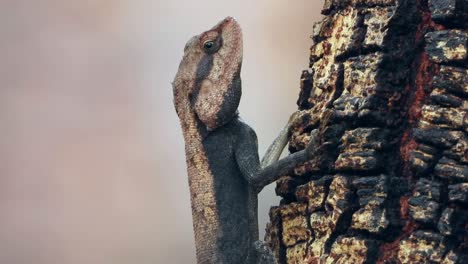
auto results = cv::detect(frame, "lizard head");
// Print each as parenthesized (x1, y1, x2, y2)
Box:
(173, 17, 243, 131)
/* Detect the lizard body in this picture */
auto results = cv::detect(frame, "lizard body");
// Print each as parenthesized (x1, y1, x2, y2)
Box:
(173, 17, 318, 263)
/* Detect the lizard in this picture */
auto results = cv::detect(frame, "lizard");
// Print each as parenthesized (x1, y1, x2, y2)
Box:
(172, 17, 321, 264)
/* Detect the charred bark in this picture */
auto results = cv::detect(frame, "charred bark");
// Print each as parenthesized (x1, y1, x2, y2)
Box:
(265, 0, 467, 263)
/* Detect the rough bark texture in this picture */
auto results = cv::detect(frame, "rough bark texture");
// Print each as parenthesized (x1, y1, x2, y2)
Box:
(265, 0, 467, 263)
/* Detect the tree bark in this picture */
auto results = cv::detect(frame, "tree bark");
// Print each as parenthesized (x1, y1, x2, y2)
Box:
(265, 0, 467, 263)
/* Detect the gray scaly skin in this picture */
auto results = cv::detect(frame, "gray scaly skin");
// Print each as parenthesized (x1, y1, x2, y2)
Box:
(173, 17, 318, 264)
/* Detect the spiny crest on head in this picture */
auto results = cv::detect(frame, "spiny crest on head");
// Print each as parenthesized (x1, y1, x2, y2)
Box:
(173, 17, 243, 131)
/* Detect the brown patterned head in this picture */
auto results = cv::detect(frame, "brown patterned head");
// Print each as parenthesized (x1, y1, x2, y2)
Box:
(173, 17, 243, 131)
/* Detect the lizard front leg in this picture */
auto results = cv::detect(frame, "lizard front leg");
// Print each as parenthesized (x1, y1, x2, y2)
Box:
(234, 118, 321, 264)
(235, 120, 320, 194)
(251, 110, 332, 193)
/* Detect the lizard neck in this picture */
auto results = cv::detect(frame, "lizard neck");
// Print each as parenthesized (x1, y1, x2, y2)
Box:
(176, 93, 221, 263)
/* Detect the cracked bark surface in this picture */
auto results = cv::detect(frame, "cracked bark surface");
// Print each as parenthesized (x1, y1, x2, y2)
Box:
(265, 0, 467, 263)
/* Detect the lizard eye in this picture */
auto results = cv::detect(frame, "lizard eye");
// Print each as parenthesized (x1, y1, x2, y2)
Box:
(203, 41, 215, 51)
(201, 36, 221, 54)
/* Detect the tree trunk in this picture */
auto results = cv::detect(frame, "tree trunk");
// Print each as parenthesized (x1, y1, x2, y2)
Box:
(264, 0, 467, 263)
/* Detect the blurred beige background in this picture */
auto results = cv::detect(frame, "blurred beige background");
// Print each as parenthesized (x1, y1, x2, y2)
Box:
(0, 1, 322, 263)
